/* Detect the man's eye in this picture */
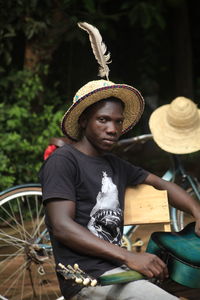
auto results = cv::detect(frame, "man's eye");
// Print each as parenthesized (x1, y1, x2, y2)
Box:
(117, 120, 123, 125)
(99, 117, 106, 123)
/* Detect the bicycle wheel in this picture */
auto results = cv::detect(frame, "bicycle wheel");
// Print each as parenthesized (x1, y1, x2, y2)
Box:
(0, 184, 63, 300)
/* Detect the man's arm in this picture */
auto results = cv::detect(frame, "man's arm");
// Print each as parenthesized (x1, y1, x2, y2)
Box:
(144, 173, 200, 235)
(45, 199, 168, 279)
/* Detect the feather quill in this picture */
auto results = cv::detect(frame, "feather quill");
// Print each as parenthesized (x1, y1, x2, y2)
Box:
(78, 22, 111, 80)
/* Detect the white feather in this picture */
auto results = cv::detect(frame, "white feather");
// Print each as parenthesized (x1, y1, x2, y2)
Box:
(78, 22, 111, 80)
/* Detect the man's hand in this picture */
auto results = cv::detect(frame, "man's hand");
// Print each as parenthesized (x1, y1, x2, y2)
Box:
(124, 251, 169, 280)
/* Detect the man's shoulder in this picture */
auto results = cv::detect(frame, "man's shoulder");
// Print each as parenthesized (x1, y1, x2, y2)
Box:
(52, 144, 76, 158)
(41, 144, 78, 167)
(40, 144, 78, 175)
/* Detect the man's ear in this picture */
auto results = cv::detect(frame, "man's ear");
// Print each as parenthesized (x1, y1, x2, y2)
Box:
(78, 115, 87, 129)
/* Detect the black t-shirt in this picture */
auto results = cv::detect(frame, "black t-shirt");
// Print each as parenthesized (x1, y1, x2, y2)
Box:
(39, 144, 149, 299)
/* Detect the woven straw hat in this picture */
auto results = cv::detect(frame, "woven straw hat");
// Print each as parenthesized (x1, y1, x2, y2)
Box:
(149, 96, 200, 154)
(61, 79, 144, 141)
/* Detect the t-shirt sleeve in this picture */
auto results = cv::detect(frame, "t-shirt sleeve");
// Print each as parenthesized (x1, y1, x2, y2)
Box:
(121, 158, 150, 186)
(39, 153, 77, 203)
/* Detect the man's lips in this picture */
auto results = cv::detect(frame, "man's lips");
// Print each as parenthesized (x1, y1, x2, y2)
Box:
(102, 139, 117, 145)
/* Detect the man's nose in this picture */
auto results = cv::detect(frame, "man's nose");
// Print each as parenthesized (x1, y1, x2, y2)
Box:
(106, 122, 117, 134)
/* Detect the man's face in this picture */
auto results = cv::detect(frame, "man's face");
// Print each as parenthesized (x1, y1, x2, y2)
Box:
(81, 101, 124, 153)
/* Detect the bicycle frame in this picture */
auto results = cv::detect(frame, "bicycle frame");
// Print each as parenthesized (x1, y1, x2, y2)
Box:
(169, 154, 200, 231)
(171, 154, 200, 200)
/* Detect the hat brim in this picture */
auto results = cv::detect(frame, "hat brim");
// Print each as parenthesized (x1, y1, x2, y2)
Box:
(149, 105, 200, 154)
(61, 84, 144, 141)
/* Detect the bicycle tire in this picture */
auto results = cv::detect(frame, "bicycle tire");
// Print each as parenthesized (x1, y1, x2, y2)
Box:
(0, 184, 63, 300)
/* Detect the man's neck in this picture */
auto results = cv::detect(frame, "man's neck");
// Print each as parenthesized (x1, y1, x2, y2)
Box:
(74, 139, 103, 157)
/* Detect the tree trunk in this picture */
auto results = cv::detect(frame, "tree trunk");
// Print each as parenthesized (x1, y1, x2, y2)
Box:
(23, 5, 69, 70)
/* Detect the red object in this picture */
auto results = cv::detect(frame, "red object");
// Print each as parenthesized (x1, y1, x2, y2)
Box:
(43, 144, 57, 160)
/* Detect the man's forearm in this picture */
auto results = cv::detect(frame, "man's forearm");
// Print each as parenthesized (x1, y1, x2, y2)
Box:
(144, 173, 200, 218)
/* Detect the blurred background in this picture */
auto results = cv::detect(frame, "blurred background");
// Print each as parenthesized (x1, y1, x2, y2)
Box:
(0, 0, 200, 189)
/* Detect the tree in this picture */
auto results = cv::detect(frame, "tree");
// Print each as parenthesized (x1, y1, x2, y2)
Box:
(171, 0, 194, 98)
(0, 0, 199, 189)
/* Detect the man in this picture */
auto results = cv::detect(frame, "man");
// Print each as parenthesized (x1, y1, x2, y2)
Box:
(40, 79, 200, 299)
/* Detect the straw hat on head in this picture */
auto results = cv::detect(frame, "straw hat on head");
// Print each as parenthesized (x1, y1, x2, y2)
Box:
(61, 22, 145, 140)
(61, 79, 145, 141)
(149, 96, 200, 154)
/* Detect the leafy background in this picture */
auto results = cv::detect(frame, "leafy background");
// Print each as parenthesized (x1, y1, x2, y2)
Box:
(0, 0, 200, 189)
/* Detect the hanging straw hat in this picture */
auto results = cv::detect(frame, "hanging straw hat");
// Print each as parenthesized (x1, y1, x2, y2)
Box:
(149, 96, 200, 154)
(61, 22, 145, 141)
(61, 79, 144, 141)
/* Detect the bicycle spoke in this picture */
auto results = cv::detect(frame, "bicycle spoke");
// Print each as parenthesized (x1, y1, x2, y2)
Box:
(8, 267, 27, 299)
(26, 196, 37, 235)
(0, 253, 23, 256)
(0, 231, 29, 248)
(8, 198, 27, 241)
(25, 195, 44, 239)
(14, 262, 26, 300)
(1, 259, 28, 297)
(17, 197, 27, 241)
(12, 260, 26, 296)
(31, 216, 45, 241)
(0, 248, 23, 274)
(0, 205, 32, 240)
(35, 195, 40, 233)
(33, 201, 44, 238)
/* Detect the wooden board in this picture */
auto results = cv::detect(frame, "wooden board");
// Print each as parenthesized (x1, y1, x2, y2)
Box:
(124, 184, 170, 231)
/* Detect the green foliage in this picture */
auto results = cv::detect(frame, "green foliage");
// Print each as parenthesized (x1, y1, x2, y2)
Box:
(0, 68, 65, 190)
(0, 0, 198, 190)
(121, 0, 166, 29)
(0, 1, 51, 68)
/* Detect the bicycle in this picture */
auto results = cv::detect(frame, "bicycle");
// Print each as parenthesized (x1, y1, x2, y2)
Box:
(114, 134, 200, 247)
(0, 134, 199, 299)
(0, 183, 63, 300)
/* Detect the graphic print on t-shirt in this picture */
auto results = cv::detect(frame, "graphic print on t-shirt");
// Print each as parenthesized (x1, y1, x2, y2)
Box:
(87, 171, 122, 245)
